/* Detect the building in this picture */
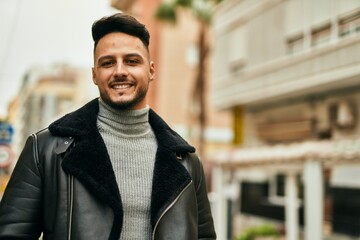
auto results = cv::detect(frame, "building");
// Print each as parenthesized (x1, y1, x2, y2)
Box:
(11, 63, 95, 155)
(1, 63, 95, 198)
(211, 0, 360, 239)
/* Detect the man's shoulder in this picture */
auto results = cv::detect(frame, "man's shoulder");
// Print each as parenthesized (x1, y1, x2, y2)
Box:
(52, 98, 99, 124)
(48, 99, 99, 137)
(28, 128, 74, 157)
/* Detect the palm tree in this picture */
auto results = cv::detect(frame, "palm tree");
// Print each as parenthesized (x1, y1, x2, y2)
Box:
(155, 0, 222, 156)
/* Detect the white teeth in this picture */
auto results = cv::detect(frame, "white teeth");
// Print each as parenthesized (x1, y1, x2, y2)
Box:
(113, 84, 130, 89)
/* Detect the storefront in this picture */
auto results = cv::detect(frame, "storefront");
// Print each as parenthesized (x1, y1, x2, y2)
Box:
(211, 137, 360, 240)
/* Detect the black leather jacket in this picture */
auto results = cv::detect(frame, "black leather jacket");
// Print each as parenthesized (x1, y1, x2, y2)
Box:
(0, 99, 216, 240)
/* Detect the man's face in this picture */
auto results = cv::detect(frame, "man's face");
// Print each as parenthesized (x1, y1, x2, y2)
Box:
(92, 32, 155, 110)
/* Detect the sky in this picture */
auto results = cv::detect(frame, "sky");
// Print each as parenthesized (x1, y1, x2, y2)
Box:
(0, 0, 118, 118)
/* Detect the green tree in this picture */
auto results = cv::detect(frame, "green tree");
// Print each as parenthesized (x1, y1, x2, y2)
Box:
(155, 0, 222, 156)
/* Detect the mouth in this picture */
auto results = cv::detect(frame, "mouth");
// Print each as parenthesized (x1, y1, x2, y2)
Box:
(112, 83, 132, 89)
(111, 82, 134, 90)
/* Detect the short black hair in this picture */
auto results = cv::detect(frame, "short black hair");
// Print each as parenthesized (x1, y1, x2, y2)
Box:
(92, 13, 150, 52)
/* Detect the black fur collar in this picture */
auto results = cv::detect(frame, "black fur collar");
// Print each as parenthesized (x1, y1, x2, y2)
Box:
(48, 98, 195, 239)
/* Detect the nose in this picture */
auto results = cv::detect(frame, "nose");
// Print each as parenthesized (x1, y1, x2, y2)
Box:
(114, 62, 128, 78)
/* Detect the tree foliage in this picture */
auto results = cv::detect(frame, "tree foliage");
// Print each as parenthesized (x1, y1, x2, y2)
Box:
(155, 0, 222, 25)
(155, 2, 177, 23)
(155, 0, 222, 155)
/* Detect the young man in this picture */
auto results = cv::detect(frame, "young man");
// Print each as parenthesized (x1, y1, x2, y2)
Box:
(0, 13, 216, 239)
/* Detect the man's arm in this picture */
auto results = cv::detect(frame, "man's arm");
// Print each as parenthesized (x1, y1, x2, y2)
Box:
(0, 136, 43, 239)
(189, 153, 217, 240)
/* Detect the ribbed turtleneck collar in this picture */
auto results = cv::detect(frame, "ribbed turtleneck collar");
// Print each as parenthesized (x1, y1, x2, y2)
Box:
(97, 98, 151, 137)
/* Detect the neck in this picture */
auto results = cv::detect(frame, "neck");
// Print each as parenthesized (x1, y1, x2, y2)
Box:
(97, 98, 151, 137)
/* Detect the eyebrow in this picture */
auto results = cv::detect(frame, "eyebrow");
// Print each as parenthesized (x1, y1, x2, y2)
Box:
(124, 53, 145, 60)
(97, 53, 145, 64)
(97, 55, 113, 64)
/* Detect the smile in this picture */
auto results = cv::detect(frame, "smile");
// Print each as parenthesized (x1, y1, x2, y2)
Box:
(112, 84, 132, 89)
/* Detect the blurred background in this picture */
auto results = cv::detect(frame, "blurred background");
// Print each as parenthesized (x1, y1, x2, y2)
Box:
(0, 0, 360, 239)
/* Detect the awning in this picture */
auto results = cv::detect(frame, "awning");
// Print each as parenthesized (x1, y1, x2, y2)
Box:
(211, 137, 360, 168)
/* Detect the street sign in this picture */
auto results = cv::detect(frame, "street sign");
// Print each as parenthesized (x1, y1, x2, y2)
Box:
(0, 145, 14, 168)
(0, 122, 14, 145)
(0, 171, 10, 199)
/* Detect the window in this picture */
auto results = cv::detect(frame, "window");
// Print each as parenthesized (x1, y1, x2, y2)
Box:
(57, 97, 73, 114)
(339, 11, 360, 38)
(329, 100, 357, 130)
(186, 44, 199, 67)
(311, 24, 331, 47)
(228, 27, 247, 72)
(268, 174, 303, 205)
(287, 35, 304, 54)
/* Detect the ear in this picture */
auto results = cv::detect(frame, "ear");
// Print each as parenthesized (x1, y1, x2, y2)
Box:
(149, 61, 155, 82)
(92, 67, 97, 85)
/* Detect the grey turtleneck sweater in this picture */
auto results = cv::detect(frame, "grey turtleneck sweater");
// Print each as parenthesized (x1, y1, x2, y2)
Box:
(96, 99, 157, 240)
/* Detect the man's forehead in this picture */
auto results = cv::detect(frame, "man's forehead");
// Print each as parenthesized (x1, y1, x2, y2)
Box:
(95, 33, 147, 52)
(98, 32, 144, 47)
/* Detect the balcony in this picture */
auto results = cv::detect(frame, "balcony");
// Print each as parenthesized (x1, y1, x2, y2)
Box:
(212, 36, 360, 109)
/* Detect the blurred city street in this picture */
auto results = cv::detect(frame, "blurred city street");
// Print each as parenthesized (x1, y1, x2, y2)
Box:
(1, 0, 360, 239)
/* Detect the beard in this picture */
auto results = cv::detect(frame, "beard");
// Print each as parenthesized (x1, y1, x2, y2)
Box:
(100, 83, 149, 111)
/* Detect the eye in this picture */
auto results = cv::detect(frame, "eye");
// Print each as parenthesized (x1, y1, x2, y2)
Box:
(100, 60, 115, 67)
(125, 58, 140, 65)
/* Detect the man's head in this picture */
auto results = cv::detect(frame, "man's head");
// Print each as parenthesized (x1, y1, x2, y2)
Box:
(92, 13, 150, 53)
(91, 13, 155, 110)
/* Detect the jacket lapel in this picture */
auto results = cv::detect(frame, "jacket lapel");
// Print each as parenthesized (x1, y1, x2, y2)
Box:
(148, 110, 196, 228)
(49, 99, 123, 238)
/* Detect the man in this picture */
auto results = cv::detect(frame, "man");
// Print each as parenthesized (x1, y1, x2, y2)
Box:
(0, 13, 216, 239)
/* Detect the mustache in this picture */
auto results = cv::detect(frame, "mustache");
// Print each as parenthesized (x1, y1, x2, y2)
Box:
(110, 77, 134, 84)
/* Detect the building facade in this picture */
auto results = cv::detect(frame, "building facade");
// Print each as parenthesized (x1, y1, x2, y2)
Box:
(211, 0, 360, 239)
(10, 64, 95, 156)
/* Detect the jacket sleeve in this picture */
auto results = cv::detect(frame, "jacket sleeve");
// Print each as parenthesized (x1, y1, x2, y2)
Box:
(0, 135, 43, 239)
(190, 153, 217, 240)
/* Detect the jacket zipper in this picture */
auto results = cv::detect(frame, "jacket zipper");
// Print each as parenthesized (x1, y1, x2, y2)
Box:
(67, 175, 74, 240)
(152, 180, 192, 240)
(31, 134, 40, 170)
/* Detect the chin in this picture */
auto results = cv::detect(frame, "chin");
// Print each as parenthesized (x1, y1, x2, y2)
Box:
(110, 100, 139, 110)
